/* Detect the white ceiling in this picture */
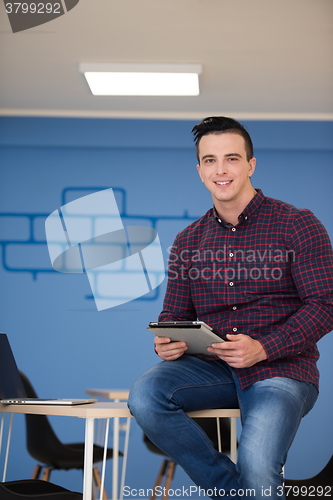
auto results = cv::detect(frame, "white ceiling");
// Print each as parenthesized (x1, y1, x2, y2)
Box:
(1, 0, 332, 120)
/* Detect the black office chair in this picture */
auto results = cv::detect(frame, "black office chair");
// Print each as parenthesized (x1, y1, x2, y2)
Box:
(19, 371, 122, 499)
(284, 455, 333, 499)
(0, 333, 83, 499)
(0, 480, 82, 500)
(143, 417, 233, 500)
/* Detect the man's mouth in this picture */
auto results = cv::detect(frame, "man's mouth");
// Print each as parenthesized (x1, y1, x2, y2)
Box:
(215, 180, 232, 186)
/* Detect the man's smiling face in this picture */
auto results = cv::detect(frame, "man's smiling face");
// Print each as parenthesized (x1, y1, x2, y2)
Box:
(196, 132, 256, 213)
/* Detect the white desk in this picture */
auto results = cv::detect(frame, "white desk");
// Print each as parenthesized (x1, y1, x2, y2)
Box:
(1, 401, 240, 500)
(84, 391, 240, 495)
(0, 402, 131, 500)
(85, 389, 130, 500)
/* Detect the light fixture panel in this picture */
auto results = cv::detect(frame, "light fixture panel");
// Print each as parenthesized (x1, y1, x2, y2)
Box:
(79, 63, 202, 96)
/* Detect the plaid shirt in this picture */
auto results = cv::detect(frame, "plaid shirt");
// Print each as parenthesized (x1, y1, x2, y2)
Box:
(159, 189, 333, 390)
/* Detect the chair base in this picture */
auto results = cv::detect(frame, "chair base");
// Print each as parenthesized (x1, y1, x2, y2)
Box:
(284, 455, 333, 499)
(31, 465, 108, 500)
(0, 479, 82, 499)
(150, 458, 177, 500)
(92, 467, 108, 500)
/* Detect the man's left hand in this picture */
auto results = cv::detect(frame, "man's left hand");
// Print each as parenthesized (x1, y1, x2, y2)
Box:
(207, 334, 267, 368)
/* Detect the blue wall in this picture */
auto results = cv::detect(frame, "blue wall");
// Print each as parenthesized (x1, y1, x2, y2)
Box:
(0, 117, 332, 495)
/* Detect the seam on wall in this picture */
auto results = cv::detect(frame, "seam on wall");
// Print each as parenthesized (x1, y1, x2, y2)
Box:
(0, 109, 333, 121)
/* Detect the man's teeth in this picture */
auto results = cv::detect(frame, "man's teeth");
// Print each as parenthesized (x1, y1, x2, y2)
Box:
(216, 181, 231, 185)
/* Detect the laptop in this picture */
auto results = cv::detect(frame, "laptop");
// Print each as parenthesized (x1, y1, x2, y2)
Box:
(0, 332, 96, 406)
(0, 398, 97, 406)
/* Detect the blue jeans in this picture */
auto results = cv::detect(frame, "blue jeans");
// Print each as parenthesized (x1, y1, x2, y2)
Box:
(128, 355, 318, 500)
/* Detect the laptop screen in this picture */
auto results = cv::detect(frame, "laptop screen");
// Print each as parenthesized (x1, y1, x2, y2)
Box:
(0, 333, 26, 399)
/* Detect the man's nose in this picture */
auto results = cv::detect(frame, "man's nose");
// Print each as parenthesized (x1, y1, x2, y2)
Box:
(215, 160, 227, 175)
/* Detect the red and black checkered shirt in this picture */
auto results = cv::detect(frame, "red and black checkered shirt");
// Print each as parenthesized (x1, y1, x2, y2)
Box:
(158, 190, 333, 390)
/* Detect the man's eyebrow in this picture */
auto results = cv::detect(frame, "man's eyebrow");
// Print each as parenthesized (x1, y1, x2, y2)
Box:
(225, 153, 242, 158)
(201, 153, 243, 161)
(201, 154, 216, 161)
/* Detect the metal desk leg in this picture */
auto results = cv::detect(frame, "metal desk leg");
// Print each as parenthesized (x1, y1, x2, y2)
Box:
(216, 417, 222, 453)
(83, 417, 95, 500)
(112, 416, 120, 500)
(0, 413, 5, 454)
(99, 418, 110, 500)
(230, 417, 237, 463)
(119, 417, 131, 500)
(2, 413, 14, 482)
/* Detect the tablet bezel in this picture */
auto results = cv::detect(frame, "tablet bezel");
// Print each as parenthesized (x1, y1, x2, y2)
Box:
(147, 321, 226, 355)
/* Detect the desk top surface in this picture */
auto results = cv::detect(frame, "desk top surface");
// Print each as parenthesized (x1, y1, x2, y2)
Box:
(1, 399, 240, 419)
(86, 389, 130, 400)
(0, 401, 131, 418)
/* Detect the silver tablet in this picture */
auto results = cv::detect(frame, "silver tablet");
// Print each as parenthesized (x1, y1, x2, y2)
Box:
(147, 321, 227, 355)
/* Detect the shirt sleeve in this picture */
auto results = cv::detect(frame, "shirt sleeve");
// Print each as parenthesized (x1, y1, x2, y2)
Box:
(259, 211, 333, 361)
(158, 237, 197, 322)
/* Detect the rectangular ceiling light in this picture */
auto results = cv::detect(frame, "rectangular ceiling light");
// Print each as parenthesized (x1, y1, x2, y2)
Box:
(79, 63, 202, 96)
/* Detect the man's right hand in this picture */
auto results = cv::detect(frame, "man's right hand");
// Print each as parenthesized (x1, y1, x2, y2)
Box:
(154, 336, 188, 361)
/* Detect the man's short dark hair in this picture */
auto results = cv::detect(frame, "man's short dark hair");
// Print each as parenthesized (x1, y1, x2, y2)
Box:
(192, 116, 254, 162)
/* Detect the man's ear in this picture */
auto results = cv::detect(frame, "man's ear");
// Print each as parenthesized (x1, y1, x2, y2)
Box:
(196, 163, 203, 182)
(249, 157, 256, 177)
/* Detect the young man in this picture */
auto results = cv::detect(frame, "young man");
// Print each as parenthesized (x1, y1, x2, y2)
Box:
(128, 117, 333, 499)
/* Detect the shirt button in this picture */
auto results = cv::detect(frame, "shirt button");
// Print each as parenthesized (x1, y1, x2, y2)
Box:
(218, 218, 221, 223)
(232, 306, 237, 310)
(229, 252, 234, 257)
(231, 227, 236, 232)
(229, 282, 234, 287)
(232, 327, 238, 332)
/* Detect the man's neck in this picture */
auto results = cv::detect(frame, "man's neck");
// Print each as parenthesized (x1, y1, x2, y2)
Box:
(215, 188, 257, 226)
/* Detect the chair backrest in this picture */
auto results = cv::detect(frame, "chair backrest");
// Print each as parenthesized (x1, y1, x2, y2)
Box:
(0, 334, 81, 468)
(18, 371, 66, 466)
(0, 333, 26, 399)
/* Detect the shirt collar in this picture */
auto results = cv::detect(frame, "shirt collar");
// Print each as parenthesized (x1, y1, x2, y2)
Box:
(212, 188, 265, 227)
